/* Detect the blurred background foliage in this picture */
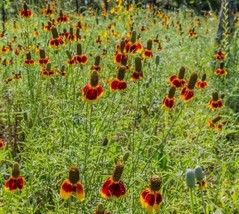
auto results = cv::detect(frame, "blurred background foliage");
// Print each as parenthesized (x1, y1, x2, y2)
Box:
(1, 0, 239, 21)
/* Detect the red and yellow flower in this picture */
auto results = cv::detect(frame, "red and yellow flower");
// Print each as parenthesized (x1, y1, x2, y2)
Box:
(215, 62, 227, 76)
(140, 176, 163, 213)
(208, 116, 223, 130)
(196, 73, 208, 89)
(208, 92, 224, 110)
(114, 40, 128, 65)
(162, 86, 176, 110)
(60, 166, 85, 201)
(24, 52, 34, 65)
(125, 31, 142, 53)
(101, 162, 126, 199)
(169, 66, 186, 88)
(41, 3, 54, 16)
(214, 50, 225, 61)
(38, 49, 50, 65)
(188, 28, 198, 38)
(4, 163, 24, 191)
(56, 10, 70, 23)
(72, 44, 88, 65)
(19, 3, 32, 18)
(49, 27, 64, 49)
(82, 70, 103, 103)
(110, 66, 127, 92)
(131, 57, 143, 81)
(142, 39, 153, 59)
(180, 72, 198, 102)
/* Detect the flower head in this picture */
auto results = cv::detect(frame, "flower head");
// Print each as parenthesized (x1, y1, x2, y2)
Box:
(82, 70, 103, 103)
(142, 39, 153, 59)
(72, 43, 88, 65)
(125, 31, 142, 53)
(19, 3, 32, 18)
(49, 28, 64, 49)
(208, 91, 224, 110)
(214, 50, 225, 61)
(38, 49, 50, 65)
(195, 166, 207, 189)
(162, 86, 176, 110)
(60, 166, 85, 201)
(169, 66, 186, 88)
(140, 175, 163, 213)
(131, 57, 143, 81)
(208, 115, 223, 130)
(180, 72, 197, 102)
(101, 162, 126, 199)
(24, 52, 34, 65)
(110, 66, 127, 91)
(56, 10, 69, 23)
(196, 73, 208, 89)
(4, 163, 24, 191)
(215, 62, 227, 76)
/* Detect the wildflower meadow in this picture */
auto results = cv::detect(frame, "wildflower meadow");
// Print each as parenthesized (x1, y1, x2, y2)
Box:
(0, 0, 238, 213)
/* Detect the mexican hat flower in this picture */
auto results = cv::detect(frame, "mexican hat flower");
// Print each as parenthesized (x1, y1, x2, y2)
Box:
(24, 52, 34, 65)
(180, 72, 198, 102)
(82, 70, 103, 103)
(214, 62, 227, 76)
(214, 50, 225, 61)
(125, 31, 142, 53)
(56, 10, 70, 23)
(41, 3, 54, 16)
(196, 73, 208, 89)
(19, 3, 32, 18)
(4, 163, 24, 191)
(110, 66, 127, 92)
(207, 91, 224, 110)
(162, 86, 176, 110)
(131, 56, 143, 81)
(60, 166, 85, 201)
(72, 43, 88, 65)
(208, 115, 223, 130)
(101, 162, 126, 199)
(169, 66, 186, 88)
(49, 27, 64, 49)
(114, 40, 128, 65)
(140, 175, 163, 213)
(142, 39, 153, 59)
(38, 49, 50, 65)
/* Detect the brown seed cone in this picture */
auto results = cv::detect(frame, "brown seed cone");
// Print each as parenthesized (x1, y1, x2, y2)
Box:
(188, 72, 198, 90)
(90, 71, 99, 87)
(112, 162, 124, 182)
(12, 163, 20, 178)
(69, 166, 80, 184)
(150, 175, 162, 192)
(168, 86, 176, 98)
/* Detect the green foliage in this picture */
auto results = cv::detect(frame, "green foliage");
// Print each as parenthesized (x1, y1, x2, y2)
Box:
(0, 1, 238, 213)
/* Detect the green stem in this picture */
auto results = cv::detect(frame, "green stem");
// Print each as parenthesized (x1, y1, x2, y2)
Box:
(190, 188, 195, 214)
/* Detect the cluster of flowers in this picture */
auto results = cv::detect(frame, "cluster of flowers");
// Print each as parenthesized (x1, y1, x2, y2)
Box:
(4, 162, 163, 213)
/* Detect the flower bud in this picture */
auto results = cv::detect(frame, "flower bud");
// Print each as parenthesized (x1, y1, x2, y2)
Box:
(194, 166, 203, 181)
(186, 169, 195, 188)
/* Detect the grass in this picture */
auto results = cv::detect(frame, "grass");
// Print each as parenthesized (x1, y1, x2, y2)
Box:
(0, 1, 238, 213)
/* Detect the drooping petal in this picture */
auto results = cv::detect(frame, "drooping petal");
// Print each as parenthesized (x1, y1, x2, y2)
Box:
(60, 179, 73, 200)
(75, 182, 85, 202)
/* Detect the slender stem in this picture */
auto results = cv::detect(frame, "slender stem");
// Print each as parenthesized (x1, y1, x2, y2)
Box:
(200, 186, 205, 213)
(190, 188, 195, 214)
